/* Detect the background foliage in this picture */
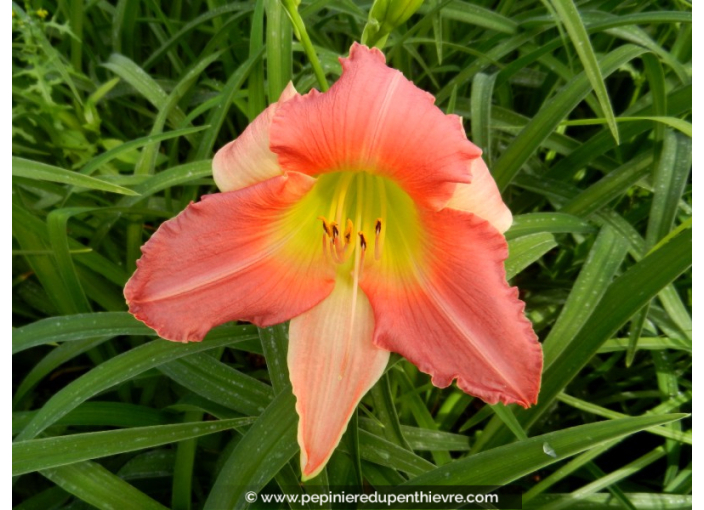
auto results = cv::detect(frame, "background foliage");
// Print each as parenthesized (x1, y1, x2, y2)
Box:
(12, 0, 691, 508)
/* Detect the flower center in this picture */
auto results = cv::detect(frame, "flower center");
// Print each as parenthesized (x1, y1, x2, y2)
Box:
(285, 170, 422, 282)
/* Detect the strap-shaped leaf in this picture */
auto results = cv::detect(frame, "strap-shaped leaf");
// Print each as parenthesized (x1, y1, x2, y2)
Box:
(398, 414, 685, 487)
(14, 417, 255, 475)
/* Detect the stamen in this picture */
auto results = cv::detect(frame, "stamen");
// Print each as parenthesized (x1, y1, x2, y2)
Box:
(321, 234, 330, 262)
(317, 216, 332, 237)
(358, 232, 368, 251)
(331, 238, 344, 263)
(355, 231, 368, 281)
(316, 172, 394, 269)
(344, 219, 353, 245)
(374, 218, 383, 260)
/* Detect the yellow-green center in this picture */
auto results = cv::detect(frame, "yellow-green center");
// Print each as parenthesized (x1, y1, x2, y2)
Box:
(284, 171, 422, 278)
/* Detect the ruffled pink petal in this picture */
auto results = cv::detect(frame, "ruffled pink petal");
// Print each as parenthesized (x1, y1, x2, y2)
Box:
(125, 172, 335, 342)
(289, 275, 389, 480)
(212, 82, 298, 192)
(445, 156, 513, 234)
(269, 43, 481, 210)
(360, 208, 542, 407)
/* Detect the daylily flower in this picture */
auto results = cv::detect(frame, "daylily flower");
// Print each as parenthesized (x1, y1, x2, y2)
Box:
(125, 43, 542, 480)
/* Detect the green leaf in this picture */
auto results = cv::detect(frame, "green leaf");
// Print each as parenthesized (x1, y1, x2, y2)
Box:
(645, 131, 692, 248)
(14, 332, 258, 441)
(118, 450, 175, 481)
(536, 447, 666, 510)
(418, 1, 517, 34)
(158, 353, 274, 415)
(493, 44, 646, 191)
(13, 338, 110, 407)
(12, 312, 247, 354)
(556, 393, 691, 444)
(13, 201, 128, 287)
(41, 461, 168, 510)
(560, 116, 691, 137)
(506, 213, 594, 240)
(13, 157, 139, 196)
(470, 72, 496, 166)
(505, 233, 557, 279)
(355, 430, 435, 476)
(14, 417, 255, 475)
(398, 414, 685, 487)
(490, 404, 528, 441)
(12, 203, 77, 315)
(265, 0, 293, 101)
(534, 225, 691, 422)
(14, 402, 171, 435)
(526, 493, 691, 509)
(248, 0, 266, 119)
(549, 0, 620, 143)
(259, 324, 291, 394)
(80, 127, 207, 176)
(561, 151, 654, 217)
(598, 336, 691, 354)
(370, 374, 412, 451)
(103, 54, 186, 129)
(395, 371, 452, 465)
(545, 84, 691, 180)
(47, 208, 94, 313)
(194, 51, 264, 160)
(142, 5, 249, 69)
(360, 419, 471, 452)
(171, 410, 202, 510)
(542, 226, 628, 368)
(205, 388, 298, 510)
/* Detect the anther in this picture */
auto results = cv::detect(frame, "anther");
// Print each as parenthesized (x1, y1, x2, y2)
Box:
(331, 222, 340, 240)
(317, 216, 332, 237)
(358, 232, 368, 251)
(344, 219, 353, 244)
(374, 218, 384, 261)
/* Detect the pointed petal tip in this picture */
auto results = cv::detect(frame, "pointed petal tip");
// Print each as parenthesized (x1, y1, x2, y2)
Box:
(212, 82, 301, 193)
(300, 457, 326, 482)
(396, 334, 541, 408)
(280, 81, 298, 102)
(289, 277, 389, 485)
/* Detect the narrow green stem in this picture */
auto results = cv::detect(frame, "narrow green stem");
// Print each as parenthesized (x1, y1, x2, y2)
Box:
(281, 0, 329, 91)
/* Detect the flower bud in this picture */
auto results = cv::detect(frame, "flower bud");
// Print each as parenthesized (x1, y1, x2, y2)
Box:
(362, 0, 425, 47)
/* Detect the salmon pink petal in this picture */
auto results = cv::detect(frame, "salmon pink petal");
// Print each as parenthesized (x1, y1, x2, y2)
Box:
(289, 275, 389, 480)
(125, 172, 335, 342)
(269, 43, 481, 210)
(212, 82, 298, 192)
(360, 208, 542, 407)
(445, 156, 513, 234)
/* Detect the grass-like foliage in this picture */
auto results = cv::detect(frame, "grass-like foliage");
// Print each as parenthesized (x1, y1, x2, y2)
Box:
(12, 0, 691, 508)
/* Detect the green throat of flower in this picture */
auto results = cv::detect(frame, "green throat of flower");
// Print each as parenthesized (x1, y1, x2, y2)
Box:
(285, 170, 422, 283)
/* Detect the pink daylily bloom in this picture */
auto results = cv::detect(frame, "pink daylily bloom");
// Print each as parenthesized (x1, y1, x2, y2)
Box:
(125, 43, 542, 480)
